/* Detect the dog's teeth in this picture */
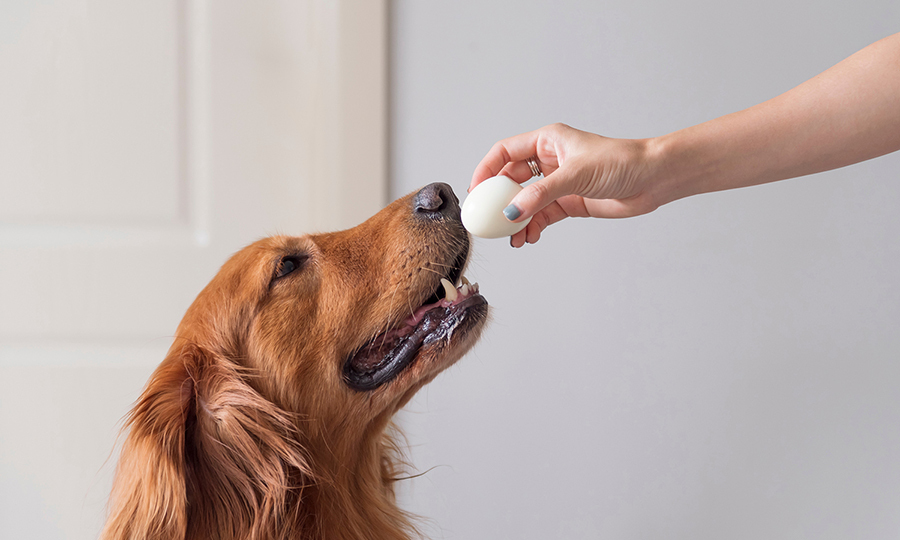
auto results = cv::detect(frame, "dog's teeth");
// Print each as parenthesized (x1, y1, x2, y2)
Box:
(461, 276, 471, 287)
(441, 278, 458, 302)
(460, 284, 470, 297)
(472, 282, 479, 293)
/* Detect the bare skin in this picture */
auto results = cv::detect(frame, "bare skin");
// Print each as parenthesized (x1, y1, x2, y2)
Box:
(471, 32, 900, 248)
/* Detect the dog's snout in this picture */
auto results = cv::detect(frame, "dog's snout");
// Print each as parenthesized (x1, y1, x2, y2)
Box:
(413, 182, 460, 219)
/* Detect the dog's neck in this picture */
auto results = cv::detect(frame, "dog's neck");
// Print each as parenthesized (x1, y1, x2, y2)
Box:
(294, 417, 416, 540)
(181, 418, 415, 540)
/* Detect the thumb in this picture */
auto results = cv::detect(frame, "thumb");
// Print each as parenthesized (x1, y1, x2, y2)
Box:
(503, 170, 574, 223)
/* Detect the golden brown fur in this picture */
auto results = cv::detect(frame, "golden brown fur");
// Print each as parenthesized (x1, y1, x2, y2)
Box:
(101, 185, 486, 540)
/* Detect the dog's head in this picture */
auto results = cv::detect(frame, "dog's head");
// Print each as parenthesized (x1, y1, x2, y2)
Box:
(102, 183, 487, 540)
(184, 182, 485, 420)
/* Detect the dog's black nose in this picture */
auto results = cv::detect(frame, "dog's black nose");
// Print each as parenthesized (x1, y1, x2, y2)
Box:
(413, 182, 460, 219)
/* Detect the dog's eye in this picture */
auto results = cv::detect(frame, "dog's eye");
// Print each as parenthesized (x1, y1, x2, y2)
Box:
(274, 255, 306, 280)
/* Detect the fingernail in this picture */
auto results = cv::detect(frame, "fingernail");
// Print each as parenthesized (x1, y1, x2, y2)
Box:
(503, 204, 521, 221)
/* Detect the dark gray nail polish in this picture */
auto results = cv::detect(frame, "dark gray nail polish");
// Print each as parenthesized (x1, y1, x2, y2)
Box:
(503, 204, 521, 221)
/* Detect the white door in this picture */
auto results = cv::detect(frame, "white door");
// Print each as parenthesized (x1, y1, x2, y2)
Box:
(0, 1, 386, 538)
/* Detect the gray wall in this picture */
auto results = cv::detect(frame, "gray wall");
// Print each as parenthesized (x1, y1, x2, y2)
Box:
(390, 1, 900, 538)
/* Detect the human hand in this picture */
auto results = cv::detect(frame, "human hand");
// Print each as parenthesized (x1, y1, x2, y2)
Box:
(469, 123, 663, 247)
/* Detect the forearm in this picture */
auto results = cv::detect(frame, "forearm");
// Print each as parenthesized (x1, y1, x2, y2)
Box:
(649, 33, 900, 205)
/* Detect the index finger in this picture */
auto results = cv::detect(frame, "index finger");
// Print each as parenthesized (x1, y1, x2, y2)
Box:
(469, 129, 542, 192)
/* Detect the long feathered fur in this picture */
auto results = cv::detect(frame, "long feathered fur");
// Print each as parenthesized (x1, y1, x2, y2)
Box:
(101, 342, 314, 540)
(101, 186, 484, 540)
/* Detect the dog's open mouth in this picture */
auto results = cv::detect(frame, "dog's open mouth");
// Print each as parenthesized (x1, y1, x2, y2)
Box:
(343, 264, 487, 392)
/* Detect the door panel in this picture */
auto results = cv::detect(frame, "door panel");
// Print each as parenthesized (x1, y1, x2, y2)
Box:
(0, 1, 386, 538)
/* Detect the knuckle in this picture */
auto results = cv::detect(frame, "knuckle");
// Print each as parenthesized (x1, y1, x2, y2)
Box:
(530, 209, 549, 232)
(525, 221, 542, 244)
(526, 181, 551, 205)
(491, 141, 511, 162)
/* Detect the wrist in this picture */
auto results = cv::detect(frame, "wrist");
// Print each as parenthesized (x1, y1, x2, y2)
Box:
(643, 130, 709, 208)
(641, 134, 681, 208)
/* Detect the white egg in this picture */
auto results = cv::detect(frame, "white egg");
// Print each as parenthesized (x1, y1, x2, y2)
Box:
(461, 175, 532, 239)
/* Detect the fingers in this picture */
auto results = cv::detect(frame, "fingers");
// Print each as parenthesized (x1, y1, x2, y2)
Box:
(470, 126, 560, 191)
(508, 201, 571, 248)
(503, 167, 574, 224)
(497, 159, 552, 185)
(470, 131, 537, 187)
(471, 123, 589, 247)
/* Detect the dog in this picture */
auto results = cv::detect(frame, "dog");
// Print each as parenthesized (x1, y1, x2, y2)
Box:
(100, 183, 487, 540)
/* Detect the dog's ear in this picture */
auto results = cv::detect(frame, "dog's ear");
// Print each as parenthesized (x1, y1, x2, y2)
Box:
(101, 342, 313, 540)
(100, 343, 196, 540)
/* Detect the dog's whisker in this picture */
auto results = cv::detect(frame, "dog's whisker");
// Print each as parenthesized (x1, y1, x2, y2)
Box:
(376, 324, 391, 349)
(385, 281, 402, 335)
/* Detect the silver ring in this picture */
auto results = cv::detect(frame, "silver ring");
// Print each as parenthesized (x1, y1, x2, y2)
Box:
(526, 155, 543, 177)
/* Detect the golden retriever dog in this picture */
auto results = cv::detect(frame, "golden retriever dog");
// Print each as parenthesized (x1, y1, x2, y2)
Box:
(100, 183, 487, 540)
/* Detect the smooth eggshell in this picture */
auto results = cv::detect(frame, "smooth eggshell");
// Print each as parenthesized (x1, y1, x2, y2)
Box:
(461, 175, 532, 239)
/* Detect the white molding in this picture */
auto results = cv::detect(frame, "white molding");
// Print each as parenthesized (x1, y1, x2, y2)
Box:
(309, 0, 388, 232)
